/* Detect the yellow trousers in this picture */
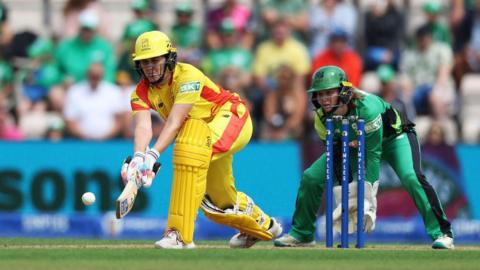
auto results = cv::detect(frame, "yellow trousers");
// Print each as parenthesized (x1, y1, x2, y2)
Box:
(166, 101, 273, 243)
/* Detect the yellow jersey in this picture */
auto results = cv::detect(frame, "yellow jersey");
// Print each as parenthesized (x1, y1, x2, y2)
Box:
(130, 63, 242, 122)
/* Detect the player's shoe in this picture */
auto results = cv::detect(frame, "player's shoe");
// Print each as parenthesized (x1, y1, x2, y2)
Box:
(154, 229, 196, 249)
(273, 234, 316, 247)
(229, 218, 283, 248)
(432, 235, 454, 249)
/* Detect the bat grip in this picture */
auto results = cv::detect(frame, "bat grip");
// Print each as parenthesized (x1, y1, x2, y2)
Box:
(153, 162, 161, 173)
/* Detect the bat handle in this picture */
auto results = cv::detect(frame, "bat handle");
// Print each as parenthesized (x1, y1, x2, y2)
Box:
(153, 162, 161, 173)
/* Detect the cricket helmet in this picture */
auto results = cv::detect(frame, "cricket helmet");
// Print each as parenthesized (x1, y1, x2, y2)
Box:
(132, 31, 177, 70)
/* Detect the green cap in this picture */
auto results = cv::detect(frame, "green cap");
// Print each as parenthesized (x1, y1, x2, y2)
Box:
(423, 1, 442, 14)
(307, 65, 349, 93)
(131, 0, 149, 11)
(377, 64, 396, 82)
(220, 19, 235, 33)
(27, 38, 54, 59)
(175, 2, 194, 14)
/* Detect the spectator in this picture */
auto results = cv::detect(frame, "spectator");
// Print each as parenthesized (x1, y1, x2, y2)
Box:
(363, 0, 405, 71)
(0, 47, 14, 109)
(309, 0, 357, 57)
(252, 17, 310, 120)
(451, 0, 475, 55)
(0, 1, 12, 47)
(19, 99, 64, 140)
(21, 38, 62, 105)
(453, 0, 480, 88)
(55, 10, 116, 83)
(423, 121, 449, 147)
(376, 64, 415, 120)
(311, 28, 363, 87)
(61, 0, 108, 39)
(422, 1, 452, 46)
(400, 25, 455, 120)
(203, 19, 253, 108)
(0, 97, 22, 140)
(261, 65, 306, 141)
(117, 18, 156, 87)
(171, 2, 203, 65)
(63, 63, 126, 140)
(202, 19, 252, 80)
(117, 0, 157, 87)
(120, 0, 157, 49)
(206, 0, 254, 49)
(260, 0, 309, 42)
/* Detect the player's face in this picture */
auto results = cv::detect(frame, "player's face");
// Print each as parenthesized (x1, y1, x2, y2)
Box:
(139, 56, 167, 83)
(316, 88, 339, 113)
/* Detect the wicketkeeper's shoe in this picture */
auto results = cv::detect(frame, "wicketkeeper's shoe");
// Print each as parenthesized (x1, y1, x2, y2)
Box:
(273, 234, 316, 247)
(229, 218, 283, 248)
(432, 235, 454, 249)
(154, 229, 196, 249)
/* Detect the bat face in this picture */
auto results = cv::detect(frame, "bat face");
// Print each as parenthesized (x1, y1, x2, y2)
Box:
(115, 160, 161, 219)
(116, 181, 139, 219)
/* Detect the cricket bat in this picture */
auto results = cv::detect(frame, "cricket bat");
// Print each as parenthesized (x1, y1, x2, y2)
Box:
(115, 157, 161, 219)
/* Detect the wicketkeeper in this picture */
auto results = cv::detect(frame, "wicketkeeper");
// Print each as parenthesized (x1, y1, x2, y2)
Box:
(274, 66, 454, 249)
(121, 31, 282, 249)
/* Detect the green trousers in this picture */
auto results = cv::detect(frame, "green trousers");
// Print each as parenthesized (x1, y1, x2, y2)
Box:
(289, 132, 453, 242)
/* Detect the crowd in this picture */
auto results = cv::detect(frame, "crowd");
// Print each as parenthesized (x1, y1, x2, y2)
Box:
(0, 0, 479, 144)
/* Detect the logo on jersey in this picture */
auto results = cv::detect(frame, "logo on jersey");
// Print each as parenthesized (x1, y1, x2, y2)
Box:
(179, 82, 201, 93)
(365, 115, 382, 133)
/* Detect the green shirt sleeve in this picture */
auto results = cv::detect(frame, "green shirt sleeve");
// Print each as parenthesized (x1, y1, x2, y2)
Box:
(313, 111, 326, 141)
(363, 114, 382, 183)
(357, 94, 385, 183)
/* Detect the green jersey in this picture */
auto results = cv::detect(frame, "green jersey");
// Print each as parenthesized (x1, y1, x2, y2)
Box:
(313, 90, 408, 183)
(55, 36, 116, 83)
(428, 22, 452, 46)
(0, 60, 13, 88)
(122, 19, 157, 42)
(202, 47, 252, 76)
(171, 24, 202, 48)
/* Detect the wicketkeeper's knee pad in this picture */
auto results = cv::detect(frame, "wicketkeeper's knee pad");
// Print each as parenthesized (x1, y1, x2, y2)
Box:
(168, 118, 212, 244)
(201, 192, 273, 240)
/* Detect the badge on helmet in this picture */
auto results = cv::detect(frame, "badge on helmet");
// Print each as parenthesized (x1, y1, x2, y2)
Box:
(132, 31, 177, 70)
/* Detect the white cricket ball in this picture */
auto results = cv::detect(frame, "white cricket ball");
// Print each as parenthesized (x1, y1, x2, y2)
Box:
(82, 192, 96, 206)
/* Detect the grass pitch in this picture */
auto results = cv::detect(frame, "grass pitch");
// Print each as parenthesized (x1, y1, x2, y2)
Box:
(1, 238, 479, 270)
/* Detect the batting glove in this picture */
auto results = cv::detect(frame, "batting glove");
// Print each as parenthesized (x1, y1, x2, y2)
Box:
(141, 148, 160, 188)
(120, 156, 132, 185)
(126, 152, 145, 187)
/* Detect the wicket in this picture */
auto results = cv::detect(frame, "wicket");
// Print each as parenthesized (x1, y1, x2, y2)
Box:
(325, 116, 365, 248)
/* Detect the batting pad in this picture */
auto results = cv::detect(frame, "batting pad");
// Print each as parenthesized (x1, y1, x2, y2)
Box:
(201, 192, 273, 240)
(167, 119, 212, 244)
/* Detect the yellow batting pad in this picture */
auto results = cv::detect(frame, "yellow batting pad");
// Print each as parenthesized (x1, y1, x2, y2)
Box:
(167, 119, 212, 244)
(201, 192, 273, 240)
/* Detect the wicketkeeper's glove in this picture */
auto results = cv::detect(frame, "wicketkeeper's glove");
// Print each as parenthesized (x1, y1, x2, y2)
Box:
(332, 181, 379, 234)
